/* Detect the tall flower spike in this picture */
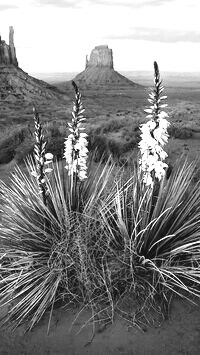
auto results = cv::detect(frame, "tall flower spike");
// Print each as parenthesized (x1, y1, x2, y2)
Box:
(64, 81, 88, 181)
(32, 107, 53, 205)
(138, 61, 170, 187)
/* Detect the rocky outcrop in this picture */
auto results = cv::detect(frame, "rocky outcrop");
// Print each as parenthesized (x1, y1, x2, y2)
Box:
(74, 45, 141, 89)
(0, 27, 69, 103)
(0, 26, 18, 66)
(0, 65, 69, 102)
(9, 26, 18, 66)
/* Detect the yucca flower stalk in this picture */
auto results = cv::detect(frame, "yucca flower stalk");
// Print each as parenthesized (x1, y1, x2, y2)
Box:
(32, 107, 53, 205)
(139, 61, 170, 186)
(64, 81, 88, 181)
(63, 81, 88, 209)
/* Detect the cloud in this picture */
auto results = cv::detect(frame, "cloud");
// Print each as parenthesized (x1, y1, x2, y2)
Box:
(107, 27, 200, 43)
(0, 4, 18, 10)
(32, 0, 80, 7)
(31, 0, 176, 8)
(90, 0, 176, 8)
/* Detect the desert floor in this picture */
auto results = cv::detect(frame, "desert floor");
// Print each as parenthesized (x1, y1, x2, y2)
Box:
(0, 296, 200, 355)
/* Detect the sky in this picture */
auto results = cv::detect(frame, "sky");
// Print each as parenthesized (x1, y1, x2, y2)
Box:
(0, 0, 200, 74)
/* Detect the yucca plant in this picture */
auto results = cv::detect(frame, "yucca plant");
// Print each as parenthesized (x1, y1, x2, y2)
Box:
(1, 65, 200, 335)
(0, 155, 120, 332)
(0, 82, 119, 332)
(98, 63, 200, 327)
(104, 159, 200, 322)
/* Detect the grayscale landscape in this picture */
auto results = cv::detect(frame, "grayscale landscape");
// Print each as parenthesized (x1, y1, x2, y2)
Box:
(1, 1, 200, 353)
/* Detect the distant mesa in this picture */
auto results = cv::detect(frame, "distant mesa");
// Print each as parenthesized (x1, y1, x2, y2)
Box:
(74, 45, 141, 88)
(85, 45, 113, 69)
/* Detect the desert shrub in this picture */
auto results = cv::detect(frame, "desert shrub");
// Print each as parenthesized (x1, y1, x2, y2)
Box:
(0, 126, 31, 164)
(121, 137, 137, 152)
(107, 139, 122, 160)
(0, 121, 70, 165)
(122, 124, 140, 142)
(41, 120, 69, 159)
(168, 125, 193, 139)
(33, 115, 142, 164)
(45, 137, 65, 159)
(14, 138, 35, 164)
(0, 146, 15, 164)
(87, 134, 138, 163)
(88, 134, 110, 162)
(88, 117, 140, 138)
(100, 117, 125, 133)
(43, 120, 67, 139)
(47, 125, 61, 138)
(107, 138, 137, 159)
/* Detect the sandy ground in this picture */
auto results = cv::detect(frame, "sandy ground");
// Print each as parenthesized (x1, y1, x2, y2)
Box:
(0, 297, 200, 355)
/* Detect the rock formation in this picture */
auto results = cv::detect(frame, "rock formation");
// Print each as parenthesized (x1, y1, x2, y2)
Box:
(0, 27, 69, 103)
(0, 26, 18, 66)
(86, 45, 113, 69)
(0, 65, 69, 102)
(74, 45, 141, 89)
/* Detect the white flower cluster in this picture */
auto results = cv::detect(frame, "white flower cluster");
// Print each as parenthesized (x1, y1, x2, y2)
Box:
(64, 82, 88, 181)
(64, 131, 88, 181)
(31, 152, 53, 180)
(139, 112, 170, 186)
(139, 62, 170, 187)
(44, 152, 54, 174)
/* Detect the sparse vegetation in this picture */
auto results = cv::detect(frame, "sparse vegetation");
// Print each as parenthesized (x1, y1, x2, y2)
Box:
(168, 124, 193, 139)
(0, 125, 32, 164)
(0, 116, 141, 165)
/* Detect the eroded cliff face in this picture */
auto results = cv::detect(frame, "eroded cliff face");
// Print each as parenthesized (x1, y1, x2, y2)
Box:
(86, 45, 114, 69)
(0, 26, 18, 66)
(0, 27, 69, 103)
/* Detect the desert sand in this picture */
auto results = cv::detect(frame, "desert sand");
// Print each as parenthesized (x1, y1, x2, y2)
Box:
(0, 296, 200, 354)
